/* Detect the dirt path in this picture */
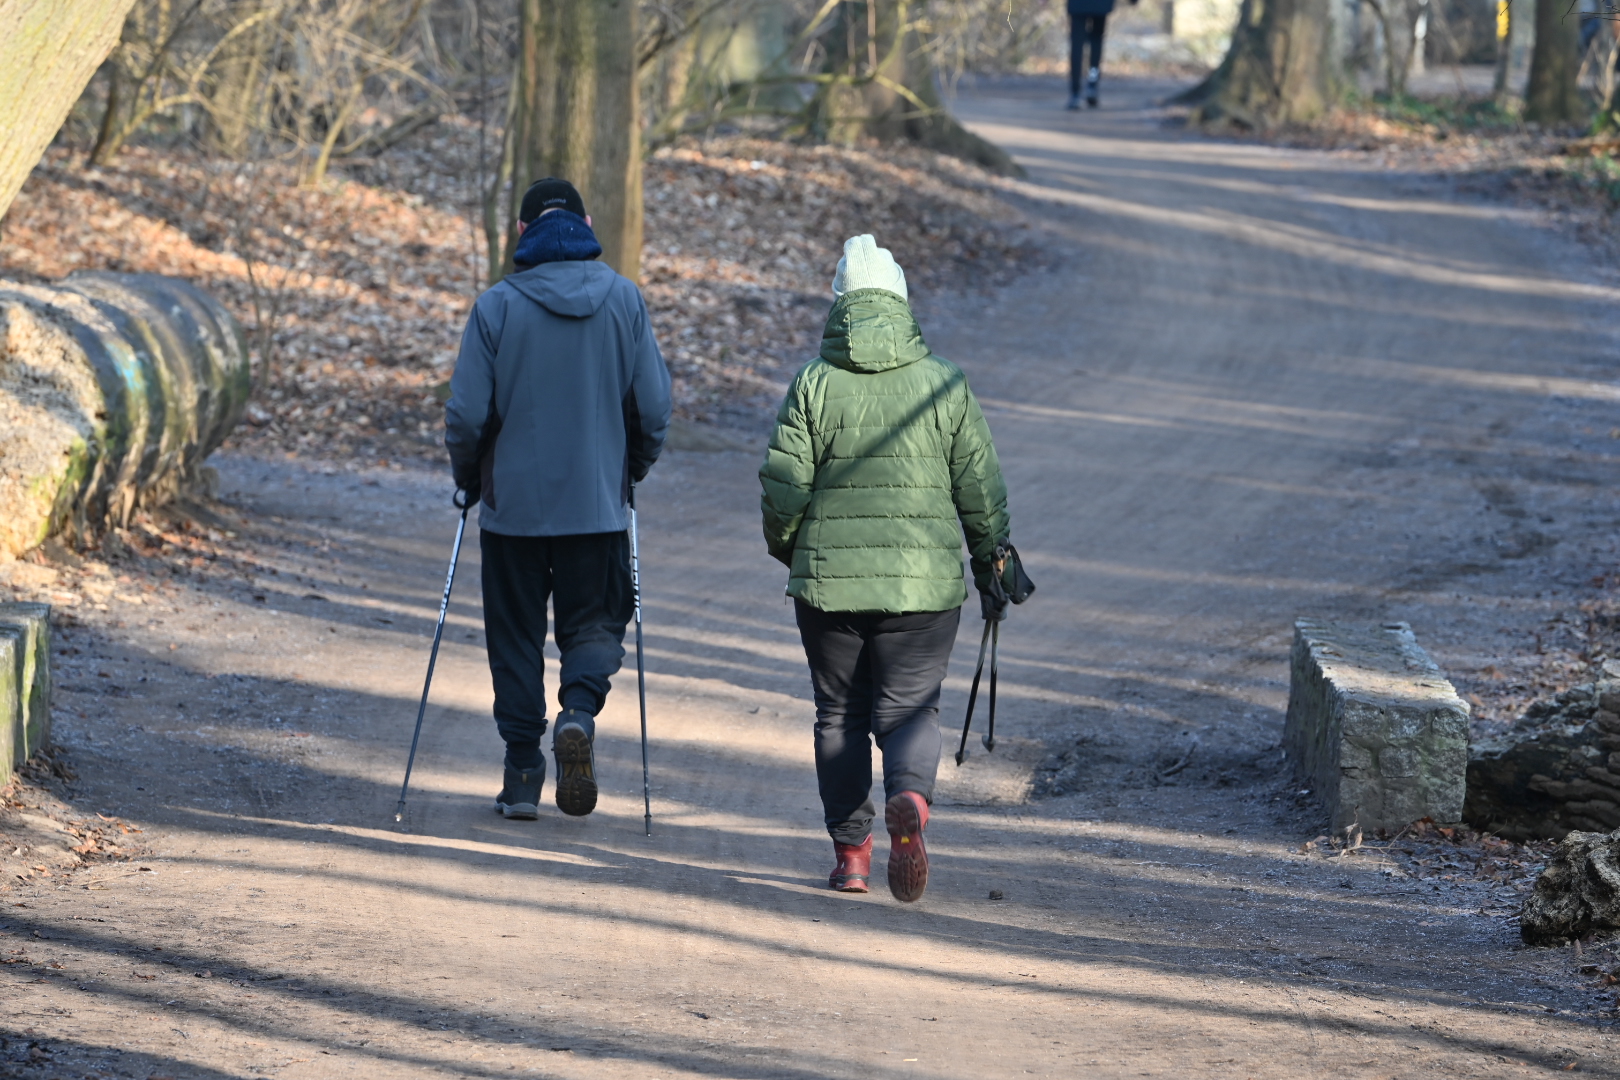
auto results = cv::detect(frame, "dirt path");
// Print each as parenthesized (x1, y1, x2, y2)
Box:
(7, 75, 1620, 1078)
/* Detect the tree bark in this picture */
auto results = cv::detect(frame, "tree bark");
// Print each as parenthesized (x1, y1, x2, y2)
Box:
(1525, 0, 1584, 125)
(0, 0, 139, 223)
(490, 0, 641, 282)
(1181, 0, 1341, 128)
(805, 0, 1021, 176)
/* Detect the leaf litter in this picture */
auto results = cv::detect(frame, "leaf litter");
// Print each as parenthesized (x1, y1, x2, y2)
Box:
(0, 118, 1040, 468)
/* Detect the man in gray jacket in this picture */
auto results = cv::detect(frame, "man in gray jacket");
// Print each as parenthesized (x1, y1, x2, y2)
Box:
(445, 177, 671, 821)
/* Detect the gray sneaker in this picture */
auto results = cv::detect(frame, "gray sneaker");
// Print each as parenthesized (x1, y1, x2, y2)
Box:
(495, 760, 545, 819)
(553, 711, 598, 817)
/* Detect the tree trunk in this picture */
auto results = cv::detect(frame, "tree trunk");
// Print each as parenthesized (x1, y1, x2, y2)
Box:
(1495, 0, 1536, 106)
(1598, 23, 1620, 128)
(1182, 0, 1341, 128)
(1525, 0, 1584, 125)
(805, 1, 1021, 176)
(0, 0, 139, 223)
(489, 0, 641, 282)
(1370, 0, 1426, 98)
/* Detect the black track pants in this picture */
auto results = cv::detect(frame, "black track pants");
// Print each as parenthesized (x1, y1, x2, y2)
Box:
(794, 601, 961, 846)
(1070, 13, 1107, 95)
(480, 529, 632, 767)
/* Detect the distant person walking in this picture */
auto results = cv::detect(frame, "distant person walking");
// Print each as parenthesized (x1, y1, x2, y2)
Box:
(445, 177, 671, 822)
(1068, 0, 1138, 109)
(760, 235, 1012, 903)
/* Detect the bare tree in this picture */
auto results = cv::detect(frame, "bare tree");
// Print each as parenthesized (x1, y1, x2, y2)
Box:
(1493, 0, 1535, 106)
(86, 0, 449, 179)
(91, 1, 278, 165)
(800, 0, 1019, 172)
(1361, 0, 1428, 98)
(488, 0, 642, 281)
(1581, 15, 1620, 130)
(640, 0, 804, 143)
(0, 0, 138, 221)
(1525, 0, 1584, 124)
(1180, 0, 1341, 128)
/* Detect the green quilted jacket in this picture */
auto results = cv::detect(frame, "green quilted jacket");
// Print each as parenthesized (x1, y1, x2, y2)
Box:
(759, 288, 1010, 613)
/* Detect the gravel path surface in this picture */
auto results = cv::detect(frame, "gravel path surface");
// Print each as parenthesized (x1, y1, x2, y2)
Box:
(5, 74, 1620, 1078)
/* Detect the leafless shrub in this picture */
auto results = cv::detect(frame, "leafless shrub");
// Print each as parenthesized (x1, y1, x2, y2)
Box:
(86, 0, 482, 179)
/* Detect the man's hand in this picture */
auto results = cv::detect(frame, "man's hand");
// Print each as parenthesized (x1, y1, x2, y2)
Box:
(454, 480, 481, 509)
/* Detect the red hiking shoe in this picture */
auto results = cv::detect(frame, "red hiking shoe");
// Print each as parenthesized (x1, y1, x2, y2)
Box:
(885, 791, 930, 902)
(829, 836, 872, 892)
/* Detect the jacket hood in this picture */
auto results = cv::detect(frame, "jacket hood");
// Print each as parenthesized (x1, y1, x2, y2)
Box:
(512, 210, 603, 269)
(504, 259, 618, 319)
(818, 288, 931, 373)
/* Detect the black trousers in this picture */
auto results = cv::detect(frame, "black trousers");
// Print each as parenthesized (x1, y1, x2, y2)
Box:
(480, 529, 632, 768)
(1070, 13, 1107, 95)
(794, 601, 961, 846)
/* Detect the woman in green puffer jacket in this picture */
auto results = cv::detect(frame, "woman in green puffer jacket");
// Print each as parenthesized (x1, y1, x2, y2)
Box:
(760, 234, 1011, 903)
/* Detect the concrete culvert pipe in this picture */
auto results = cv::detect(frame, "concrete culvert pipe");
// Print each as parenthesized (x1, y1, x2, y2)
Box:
(0, 272, 250, 560)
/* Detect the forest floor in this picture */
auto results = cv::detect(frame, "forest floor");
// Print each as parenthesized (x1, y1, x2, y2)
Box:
(1198, 73, 1620, 272)
(5, 72, 1620, 1077)
(0, 124, 1040, 462)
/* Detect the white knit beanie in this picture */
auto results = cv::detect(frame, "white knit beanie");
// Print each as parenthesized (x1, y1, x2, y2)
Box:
(831, 234, 907, 302)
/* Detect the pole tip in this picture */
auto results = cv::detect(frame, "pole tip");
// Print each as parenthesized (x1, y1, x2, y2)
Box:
(954, 751, 965, 766)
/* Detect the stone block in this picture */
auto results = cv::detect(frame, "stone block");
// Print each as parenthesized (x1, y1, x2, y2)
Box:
(1284, 619, 1469, 834)
(0, 601, 50, 789)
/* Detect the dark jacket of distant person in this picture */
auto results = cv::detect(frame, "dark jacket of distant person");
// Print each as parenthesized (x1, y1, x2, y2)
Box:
(444, 210, 671, 536)
(1068, 0, 1116, 17)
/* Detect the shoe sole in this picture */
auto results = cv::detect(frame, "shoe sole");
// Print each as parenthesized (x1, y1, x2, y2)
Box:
(830, 874, 870, 893)
(495, 801, 539, 820)
(885, 794, 929, 903)
(553, 724, 598, 817)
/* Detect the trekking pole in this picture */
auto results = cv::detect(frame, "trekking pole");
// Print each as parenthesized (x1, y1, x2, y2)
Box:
(982, 620, 1000, 753)
(629, 484, 652, 836)
(394, 492, 471, 824)
(953, 617, 994, 766)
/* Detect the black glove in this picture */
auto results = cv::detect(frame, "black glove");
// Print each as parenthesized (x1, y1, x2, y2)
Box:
(454, 480, 481, 509)
(976, 540, 1036, 622)
(980, 586, 1009, 622)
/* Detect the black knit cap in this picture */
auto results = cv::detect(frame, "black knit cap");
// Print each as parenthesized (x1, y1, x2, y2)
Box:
(519, 177, 586, 223)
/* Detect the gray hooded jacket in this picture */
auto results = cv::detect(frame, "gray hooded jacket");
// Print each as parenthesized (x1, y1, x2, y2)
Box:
(444, 260, 671, 536)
